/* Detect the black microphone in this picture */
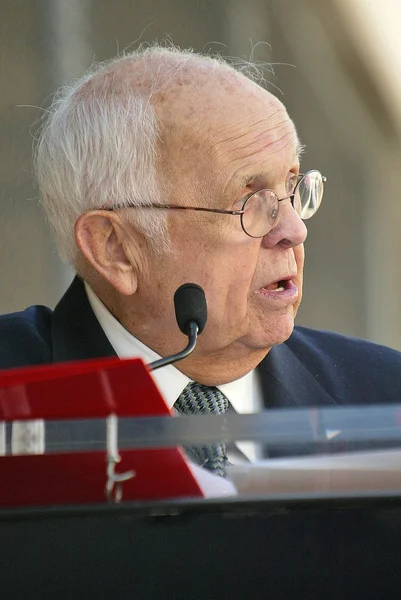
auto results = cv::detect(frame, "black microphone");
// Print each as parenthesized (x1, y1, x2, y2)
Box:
(148, 283, 207, 371)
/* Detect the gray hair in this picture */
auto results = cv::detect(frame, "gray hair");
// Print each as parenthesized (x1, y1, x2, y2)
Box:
(34, 44, 265, 265)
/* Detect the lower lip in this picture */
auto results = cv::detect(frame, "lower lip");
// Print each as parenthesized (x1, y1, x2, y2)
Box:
(256, 280, 298, 302)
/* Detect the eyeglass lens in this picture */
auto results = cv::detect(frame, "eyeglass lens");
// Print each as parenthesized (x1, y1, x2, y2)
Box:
(242, 170, 324, 238)
(242, 190, 278, 238)
(294, 170, 324, 220)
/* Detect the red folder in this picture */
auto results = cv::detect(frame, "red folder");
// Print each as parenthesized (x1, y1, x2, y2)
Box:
(0, 357, 203, 507)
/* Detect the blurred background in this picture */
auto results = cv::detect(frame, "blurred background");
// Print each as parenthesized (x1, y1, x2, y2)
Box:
(1, 0, 401, 350)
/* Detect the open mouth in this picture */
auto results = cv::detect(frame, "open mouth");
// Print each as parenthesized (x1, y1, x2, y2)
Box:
(264, 279, 288, 292)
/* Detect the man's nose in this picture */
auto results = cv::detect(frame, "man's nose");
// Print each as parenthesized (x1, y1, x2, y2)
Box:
(262, 200, 308, 249)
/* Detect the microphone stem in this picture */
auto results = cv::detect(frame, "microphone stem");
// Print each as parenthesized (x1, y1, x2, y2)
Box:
(148, 322, 199, 371)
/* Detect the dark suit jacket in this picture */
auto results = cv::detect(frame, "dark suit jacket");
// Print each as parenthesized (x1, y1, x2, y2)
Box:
(1, 276, 401, 408)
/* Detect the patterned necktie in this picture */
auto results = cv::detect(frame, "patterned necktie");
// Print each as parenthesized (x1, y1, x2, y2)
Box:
(174, 382, 229, 477)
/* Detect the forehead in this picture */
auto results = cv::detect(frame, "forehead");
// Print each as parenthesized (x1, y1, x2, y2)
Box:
(155, 68, 299, 194)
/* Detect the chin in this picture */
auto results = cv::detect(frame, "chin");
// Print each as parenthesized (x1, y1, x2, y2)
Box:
(247, 313, 296, 350)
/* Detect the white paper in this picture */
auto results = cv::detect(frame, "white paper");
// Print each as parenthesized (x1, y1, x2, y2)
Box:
(187, 462, 238, 498)
(227, 449, 401, 496)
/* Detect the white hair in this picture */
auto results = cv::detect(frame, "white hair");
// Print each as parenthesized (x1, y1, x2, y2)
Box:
(34, 44, 267, 265)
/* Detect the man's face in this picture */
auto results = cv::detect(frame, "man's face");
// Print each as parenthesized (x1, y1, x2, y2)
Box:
(131, 73, 307, 371)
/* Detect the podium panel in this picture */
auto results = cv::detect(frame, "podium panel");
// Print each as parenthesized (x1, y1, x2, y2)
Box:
(1, 495, 401, 600)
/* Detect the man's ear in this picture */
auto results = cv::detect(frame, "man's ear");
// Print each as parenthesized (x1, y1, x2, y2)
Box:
(75, 210, 138, 296)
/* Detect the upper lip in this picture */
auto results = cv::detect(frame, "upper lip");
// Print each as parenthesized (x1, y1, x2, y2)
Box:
(255, 274, 297, 292)
(264, 274, 297, 286)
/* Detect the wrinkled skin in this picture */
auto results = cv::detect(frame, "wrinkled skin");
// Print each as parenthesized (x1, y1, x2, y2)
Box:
(77, 61, 308, 385)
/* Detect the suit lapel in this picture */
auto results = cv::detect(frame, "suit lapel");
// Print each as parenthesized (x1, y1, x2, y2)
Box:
(51, 276, 117, 363)
(258, 340, 338, 408)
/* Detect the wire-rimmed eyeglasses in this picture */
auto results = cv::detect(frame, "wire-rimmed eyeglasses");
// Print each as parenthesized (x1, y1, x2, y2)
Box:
(104, 170, 326, 238)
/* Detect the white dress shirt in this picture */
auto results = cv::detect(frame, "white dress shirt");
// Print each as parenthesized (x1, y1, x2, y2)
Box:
(85, 283, 264, 462)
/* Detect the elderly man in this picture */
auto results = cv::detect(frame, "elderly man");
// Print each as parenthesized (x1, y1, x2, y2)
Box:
(1, 45, 401, 427)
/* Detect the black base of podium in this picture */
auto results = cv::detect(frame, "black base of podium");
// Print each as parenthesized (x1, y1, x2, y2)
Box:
(1, 493, 401, 599)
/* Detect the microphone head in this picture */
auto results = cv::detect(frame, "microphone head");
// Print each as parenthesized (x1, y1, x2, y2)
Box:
(174, 283, 207, 335)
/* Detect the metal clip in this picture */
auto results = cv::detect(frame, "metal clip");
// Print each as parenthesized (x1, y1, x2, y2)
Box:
(11, 419, 45, 455)
(0, 422, 5, 456)
(105, 414, 135, 503)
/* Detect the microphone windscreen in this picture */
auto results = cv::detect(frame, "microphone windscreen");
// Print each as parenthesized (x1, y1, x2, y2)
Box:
(174, 283, 207, 335)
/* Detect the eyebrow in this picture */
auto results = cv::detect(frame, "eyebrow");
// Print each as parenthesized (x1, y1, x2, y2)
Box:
(235, 140, 306, 189)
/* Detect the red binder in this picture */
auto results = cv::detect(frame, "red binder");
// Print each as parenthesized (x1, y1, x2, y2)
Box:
(0, 357, 203, 507)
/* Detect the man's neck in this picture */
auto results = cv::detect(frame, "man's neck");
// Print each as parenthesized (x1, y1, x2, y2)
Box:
(171, 346, 269, 386)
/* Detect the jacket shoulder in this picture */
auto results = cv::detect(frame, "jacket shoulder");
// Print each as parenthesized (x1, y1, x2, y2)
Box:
(0, 306, 53, 369)
(287, 326, 401, 403)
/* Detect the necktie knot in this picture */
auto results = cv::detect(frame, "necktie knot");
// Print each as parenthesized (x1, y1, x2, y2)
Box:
(174, 382, 229, 477)
(174, 382, 228, 416)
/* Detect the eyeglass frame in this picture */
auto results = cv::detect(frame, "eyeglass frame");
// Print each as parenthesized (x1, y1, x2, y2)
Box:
(102, 170, 327, 239)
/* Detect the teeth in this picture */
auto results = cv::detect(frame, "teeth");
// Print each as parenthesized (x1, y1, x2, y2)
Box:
(271, 286, 285, 292)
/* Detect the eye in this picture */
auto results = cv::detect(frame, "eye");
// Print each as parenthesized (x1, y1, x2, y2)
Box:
(286, 174, 299, 195)
(237, 191, 255, 208)
(271, 205, 279, 221)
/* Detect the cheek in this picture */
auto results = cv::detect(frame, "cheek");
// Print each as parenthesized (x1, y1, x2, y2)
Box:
(170, 228, 261, 316)
(204, 254, 258, 324)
